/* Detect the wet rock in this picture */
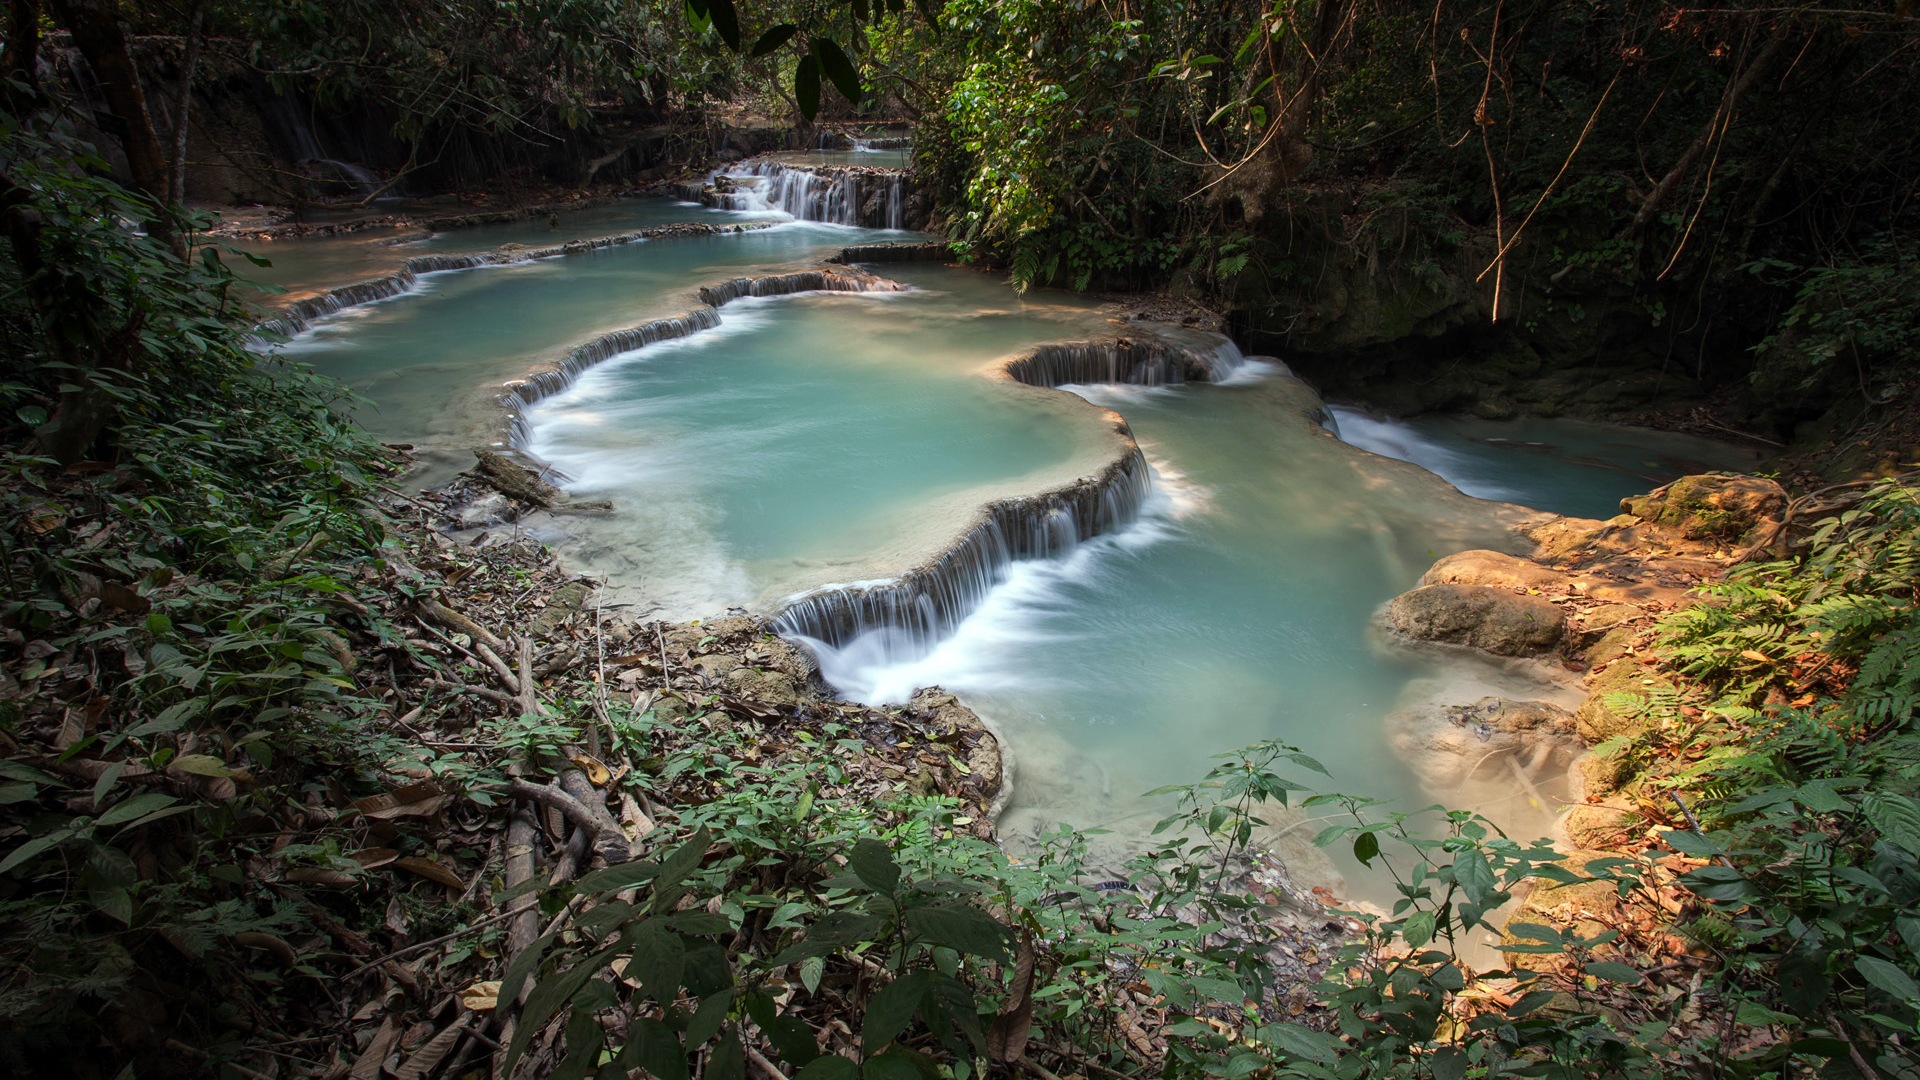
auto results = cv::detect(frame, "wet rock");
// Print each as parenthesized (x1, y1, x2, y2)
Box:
(1619, 473, 1786, 543)
(1579, 748, 1635, 797)
(457, 491, 516, 528)
(1420, 549, 1571, 592)
(1574, 662, 1676, 743)
(1383, 583, 1566, 657)
(1388, 696, 1582, 807)
(908, 687, 1002, 802)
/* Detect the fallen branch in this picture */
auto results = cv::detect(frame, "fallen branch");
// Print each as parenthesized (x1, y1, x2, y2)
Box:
(418, 596, 510, 655)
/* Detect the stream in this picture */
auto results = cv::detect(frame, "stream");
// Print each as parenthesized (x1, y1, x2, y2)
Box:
(259, 187, 1757, 899)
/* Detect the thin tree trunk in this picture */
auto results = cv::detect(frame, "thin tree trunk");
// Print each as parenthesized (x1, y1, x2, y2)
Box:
(5, 0, 39, 90)
(169, 4, 205, 206)
(1629, 22, 1795, 239)
(48, 0, 181, 255)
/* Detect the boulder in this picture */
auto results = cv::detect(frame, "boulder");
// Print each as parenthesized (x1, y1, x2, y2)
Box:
(1574, 661, 1677, 744)
(1420, 550, 1571, 592)
(1383, 583, 1566, 657)
(1619, 473, 1786, 543)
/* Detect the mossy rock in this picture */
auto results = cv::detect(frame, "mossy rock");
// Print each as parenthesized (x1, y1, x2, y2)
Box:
(1619, 473, 1785, 542)
(1574, 662, 1676, 743)
(1578, 749, 1634, 797)
(1383, 583, 1566, 657)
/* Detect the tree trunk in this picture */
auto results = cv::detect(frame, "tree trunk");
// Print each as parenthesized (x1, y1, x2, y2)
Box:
(48, 0, 181, 255)
(169, 4, 205, 206)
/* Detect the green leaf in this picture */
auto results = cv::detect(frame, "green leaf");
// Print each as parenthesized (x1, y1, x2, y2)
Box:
(1352, 831, 1379, 866)
(904, 904, 1010, 961)
(707, 1027, 746, 1080)
(627, 926, 686, 1002)
(1585, 961, 1645, 984)
(1252, 1022, 1338, 1065)
(1430, 1047, 1467, 1080)
(862, 970, 929, 1055)
(1187, 975, 1246, 1006)
(1792, 779, 1852, 814)
(706, 0, 741, 50)
(687, 989, 735, 1046)
(651, 827, 710, 911)
(0, 782, 39, 805)
(0, 828, 76, 875)
(620, 1018, 688, 1080)
(813, 38, 862, 103)
(795, 56, 821, 120)
(846, 837, 900, 893)
(862, 1047, 931, 1080)
(1401, 910, 1436, 949)
(1863, 792, 1920, 856)
(1855, 956, 1920, 1004)
(1660, 829, 1725, 857)
(795, 1056, 858, 1080)
(1454, 848, 1496, 906)
(96, 792, 179, 827)
(750, 24, 797, 57)
(169, 753, 239, 777)
(576, 859, 661, 895)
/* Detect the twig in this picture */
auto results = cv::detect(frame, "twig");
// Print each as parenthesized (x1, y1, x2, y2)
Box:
(338, 906, 527, 980)
(745, 1044, 791, 1080)
(474, 640, 521, 696)
(507, 778, 610, 838)
(515, 635, 547, 718)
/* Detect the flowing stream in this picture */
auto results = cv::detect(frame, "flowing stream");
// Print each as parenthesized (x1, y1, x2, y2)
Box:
(257, 196, 1754, 899)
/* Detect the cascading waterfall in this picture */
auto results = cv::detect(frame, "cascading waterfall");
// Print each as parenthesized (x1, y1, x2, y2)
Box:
(1000, 338, 1247, 387)
(772, 445, 1153, 654)
(707, 159, 908, 228)
(771, 333, 1249, 660)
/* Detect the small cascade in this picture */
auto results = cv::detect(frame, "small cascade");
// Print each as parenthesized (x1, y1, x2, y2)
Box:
(1001, 340, 1232, 387)
(697, 267, 905, 307)
(831, 242, 949, 265)
(705, 158, 909, 228)
(772, 447, 1153, 653)
(253, 221, 771, 339)
(771, 334, 1245, 664)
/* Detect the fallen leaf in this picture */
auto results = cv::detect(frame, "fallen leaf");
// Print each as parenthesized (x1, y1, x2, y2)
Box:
(352, 848, 399, 869)
(284, 867, 356, 887)
(569, 753, 611, 786)
(352, 780, 450, 820)
(459, 981, 502, 1012)
(392, 856, 465, 891)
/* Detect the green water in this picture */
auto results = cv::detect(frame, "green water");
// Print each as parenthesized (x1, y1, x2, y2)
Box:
(272, 220, 902, 481)
(522, 269, 1127, 615)
(228, 198, 745, 301)
(269, 204, 1734, 899)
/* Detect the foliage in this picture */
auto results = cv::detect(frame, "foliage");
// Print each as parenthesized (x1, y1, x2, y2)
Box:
(0, 108, 408, 1067)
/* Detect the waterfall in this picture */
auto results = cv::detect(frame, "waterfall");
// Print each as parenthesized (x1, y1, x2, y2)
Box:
(706, 159, 909, 228)
(771, 446, 1154, 653)
(999, 339, 1245, 387)
(771, 332, 1247, 657)
(831, 242, 949, 265)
